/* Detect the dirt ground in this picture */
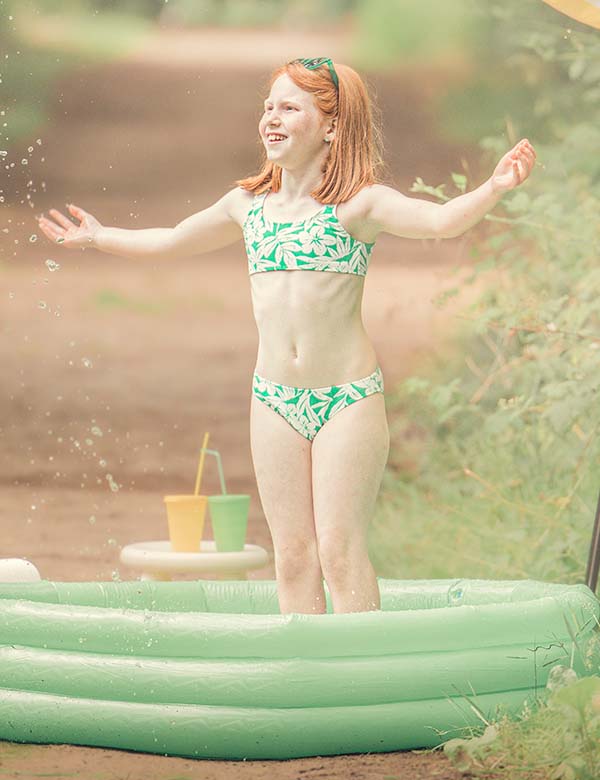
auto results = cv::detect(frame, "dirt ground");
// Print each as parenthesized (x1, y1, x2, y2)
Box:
(1, 24, 489, 780)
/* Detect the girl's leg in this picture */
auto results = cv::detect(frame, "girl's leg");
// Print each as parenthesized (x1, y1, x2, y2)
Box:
(311, 392, 390, 614)
(250, 392, 326, 614)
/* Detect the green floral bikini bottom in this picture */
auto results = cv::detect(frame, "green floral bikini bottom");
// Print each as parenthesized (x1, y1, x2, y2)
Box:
(252, 366, 385, 442)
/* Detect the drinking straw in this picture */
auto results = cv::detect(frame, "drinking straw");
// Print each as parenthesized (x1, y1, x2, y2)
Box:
(194, 432, 210, 496)
(203, 449, 227, 495)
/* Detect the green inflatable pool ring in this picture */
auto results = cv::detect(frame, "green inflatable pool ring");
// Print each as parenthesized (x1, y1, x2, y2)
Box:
(0, 577, 598, 760)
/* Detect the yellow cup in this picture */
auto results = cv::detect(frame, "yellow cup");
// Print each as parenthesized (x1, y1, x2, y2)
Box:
(163, 494, 208, 552)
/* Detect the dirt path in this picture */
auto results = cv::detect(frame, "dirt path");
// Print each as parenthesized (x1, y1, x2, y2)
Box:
(1, 24, 486, 780)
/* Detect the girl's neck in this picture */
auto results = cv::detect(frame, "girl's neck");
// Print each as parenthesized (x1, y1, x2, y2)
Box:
(276, 165, 324, 203)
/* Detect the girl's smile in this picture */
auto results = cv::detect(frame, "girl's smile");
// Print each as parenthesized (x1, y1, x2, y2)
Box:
(259, 74, 333, 161)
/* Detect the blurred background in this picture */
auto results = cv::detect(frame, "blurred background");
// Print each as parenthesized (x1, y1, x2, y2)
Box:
(1, 0, 599, 594)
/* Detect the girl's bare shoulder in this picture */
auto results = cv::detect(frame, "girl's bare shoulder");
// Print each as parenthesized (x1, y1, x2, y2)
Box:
(225, 187, 259, 228)
(335, 184, 383, 244)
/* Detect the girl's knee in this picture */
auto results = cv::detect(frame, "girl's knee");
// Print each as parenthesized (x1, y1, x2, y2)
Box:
(275, 543, 322, 580)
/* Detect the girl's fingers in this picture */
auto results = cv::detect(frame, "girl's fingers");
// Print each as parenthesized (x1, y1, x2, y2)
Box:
(522, 147, 536, 164)
(512, 147, 535, 174)
(515, 140, 535, 158)
(520, 150, 534, 172)
(38, 216, 65, 242)
(68, 204, 86, 220)
(48, 208, 77, 230)
(37, 221, 52, 241)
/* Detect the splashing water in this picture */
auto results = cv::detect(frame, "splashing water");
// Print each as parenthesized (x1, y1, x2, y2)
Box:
(106, 474, 119, 492)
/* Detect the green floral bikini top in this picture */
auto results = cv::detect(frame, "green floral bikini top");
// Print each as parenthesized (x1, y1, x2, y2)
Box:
(242, 189, 375, 277)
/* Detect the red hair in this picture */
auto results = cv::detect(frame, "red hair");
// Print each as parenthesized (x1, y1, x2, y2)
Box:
(235, 60, 388, 204)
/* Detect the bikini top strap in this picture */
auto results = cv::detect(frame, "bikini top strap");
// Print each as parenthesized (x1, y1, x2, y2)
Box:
(256, 189, 269, 216)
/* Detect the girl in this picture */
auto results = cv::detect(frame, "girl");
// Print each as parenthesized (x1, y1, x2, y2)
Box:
(36, 58, 536, 616)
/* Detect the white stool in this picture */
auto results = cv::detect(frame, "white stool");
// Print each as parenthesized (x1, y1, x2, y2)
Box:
(0, 558, 41, 582)
(119, 541, 270, 581)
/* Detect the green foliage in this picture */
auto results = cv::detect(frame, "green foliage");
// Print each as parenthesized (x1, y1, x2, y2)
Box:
(159, 0, 356, 28)
(441, 672, 600, 778)
(371, 1, 600, 773)
(11, 0, 166, 18)
(372, 0, 600, 588)
(351, 0, 478, 69)
(434, 0, 600, 146)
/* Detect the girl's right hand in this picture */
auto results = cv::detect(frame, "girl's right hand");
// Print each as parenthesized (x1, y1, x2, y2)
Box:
(36, 204, 103, 249)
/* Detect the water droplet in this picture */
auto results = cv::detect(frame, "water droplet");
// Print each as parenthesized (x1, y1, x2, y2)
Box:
(91, 426, 103, 436)
(21, 158, 28, 165)
(106, 474, 119, 492)
(8, 292, 15, 299)
(45, 259, 61, 272)
(107, 537, 117, 546)
(111, 570, 120, 581)
(0, 151, 7, 158)
(88, 515, 96, 525)
(85, 438, 93, 446)
(82, 358, 92, 368)
(38, 301, 47, 309)
(29, 234, 37, 242)
(28, 146, 34, 153)
(99, 459, 107, 467)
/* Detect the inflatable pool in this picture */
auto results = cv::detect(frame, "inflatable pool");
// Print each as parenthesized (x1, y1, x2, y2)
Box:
(0, 577, 598, 760)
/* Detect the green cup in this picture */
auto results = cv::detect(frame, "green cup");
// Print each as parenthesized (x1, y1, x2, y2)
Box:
(208, 494, 250, 552)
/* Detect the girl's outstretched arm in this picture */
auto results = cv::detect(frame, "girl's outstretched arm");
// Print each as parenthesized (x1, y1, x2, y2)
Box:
(36, 187, 244, 259)
(436, 138, 536, 238)
(363, 138, 536, 241)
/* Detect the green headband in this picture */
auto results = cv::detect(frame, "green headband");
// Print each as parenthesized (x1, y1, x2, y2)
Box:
(290, 57, 339, 91)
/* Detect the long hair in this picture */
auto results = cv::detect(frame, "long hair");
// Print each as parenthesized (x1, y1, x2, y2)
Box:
(235, 60, 388, 204)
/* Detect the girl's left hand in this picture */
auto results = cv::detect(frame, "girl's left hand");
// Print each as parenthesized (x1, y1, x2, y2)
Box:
(490, 139, 537, 194)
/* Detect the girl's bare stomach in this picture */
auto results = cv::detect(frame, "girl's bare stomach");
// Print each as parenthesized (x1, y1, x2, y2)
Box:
(250, 270, 379, 387)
